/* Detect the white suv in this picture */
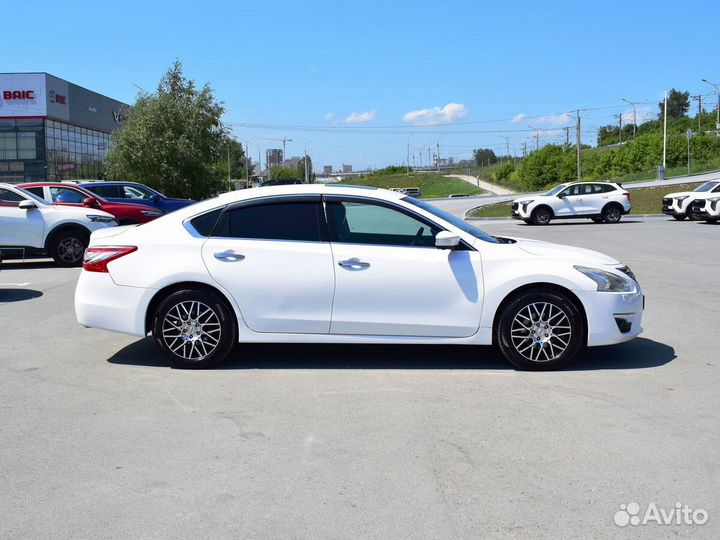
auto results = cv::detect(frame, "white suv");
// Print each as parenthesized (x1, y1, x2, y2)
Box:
(690, 194, 720, 223)
(512, 182, 631, 225)
(0, 183, 117, 266)
(661, 180, 720, 220)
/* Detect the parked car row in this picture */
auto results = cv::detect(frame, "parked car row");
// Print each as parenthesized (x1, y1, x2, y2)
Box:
(0, 181, 196, 267)
(661, 180, 720, 223)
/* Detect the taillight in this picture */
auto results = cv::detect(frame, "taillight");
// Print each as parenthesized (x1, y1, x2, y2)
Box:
(82, 246, 137, 273)
(625, 192, 631, 201)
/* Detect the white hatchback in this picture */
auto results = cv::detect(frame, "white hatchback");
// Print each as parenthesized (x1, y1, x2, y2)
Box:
(75, 185, 644, 370)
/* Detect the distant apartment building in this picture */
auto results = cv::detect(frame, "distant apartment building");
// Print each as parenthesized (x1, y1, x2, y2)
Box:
(284, 155, 301, 169)
(266, 148, 283, 170)
(341, 164, 352, 173)
(323, 165, 333, 175)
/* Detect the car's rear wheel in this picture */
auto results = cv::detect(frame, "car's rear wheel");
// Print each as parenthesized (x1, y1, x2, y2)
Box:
(531, 207, 552, 225)
(497, 290, 584, 370)
(50, 229, 88, 267)
(602, 204, 623, 223)
(152, 289, 237, 369)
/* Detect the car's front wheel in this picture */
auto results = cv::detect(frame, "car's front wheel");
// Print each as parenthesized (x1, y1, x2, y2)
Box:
(530, 207, 552, 225)
(673, 214, 687, 221)
(152, 289, 237, 369)
(497, 290, 585, 370)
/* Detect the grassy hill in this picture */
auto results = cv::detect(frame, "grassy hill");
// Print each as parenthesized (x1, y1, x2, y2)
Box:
(338, 173, 485, 198)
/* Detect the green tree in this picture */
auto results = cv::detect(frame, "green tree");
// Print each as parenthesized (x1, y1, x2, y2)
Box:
(658, 88, 690, 120)
(297, 155, 314, 183)
(493, 162, 514, 182)
(216, 138, 253, 180)
(106, 60, 228, 199)
(473, 148, 497, 167)
(269, 166, 302, 181)
(516, 145, 576, 190)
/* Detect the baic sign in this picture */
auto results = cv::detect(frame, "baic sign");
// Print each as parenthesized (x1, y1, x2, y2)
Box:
(49, 89, 67, 105)
(2, 90, 35, 100)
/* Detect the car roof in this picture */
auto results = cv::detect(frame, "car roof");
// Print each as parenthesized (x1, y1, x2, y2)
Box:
(78, 181, 141, 185)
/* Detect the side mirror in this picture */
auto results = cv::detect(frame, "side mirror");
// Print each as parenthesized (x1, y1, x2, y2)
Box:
(435, 231, 460, 249)
(83, 197, 100, 207)
(557, 193, 565, 199)
(19, 199, 36, 210)
(150, 194, 161, 203)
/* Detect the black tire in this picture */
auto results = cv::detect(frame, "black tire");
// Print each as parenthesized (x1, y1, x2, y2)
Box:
(50, 229, 88, 267)
(152, 289, 237, 369)
(522, 219, 532, 225)
(497, 290, 584, 371)
(672, 214, 687, 221)
(602, 204, 623, 223)
(531, 206, 552, 226)
(591, 217, 604, 224)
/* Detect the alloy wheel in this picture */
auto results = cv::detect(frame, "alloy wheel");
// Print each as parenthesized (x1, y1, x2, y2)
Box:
(58, 237, 84, 263)
(162, 300, 222, 360)
(510, 301, 571, 362)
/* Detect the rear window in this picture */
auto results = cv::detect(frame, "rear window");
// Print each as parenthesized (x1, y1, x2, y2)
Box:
(189, 208, 223, 237)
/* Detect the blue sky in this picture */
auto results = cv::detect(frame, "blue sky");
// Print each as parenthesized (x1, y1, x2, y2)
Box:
(5, 0, 719, 170)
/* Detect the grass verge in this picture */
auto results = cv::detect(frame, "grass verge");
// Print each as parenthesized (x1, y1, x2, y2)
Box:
(338, 173, 485, 198)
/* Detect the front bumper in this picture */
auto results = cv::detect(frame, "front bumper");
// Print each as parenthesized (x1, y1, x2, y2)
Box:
(511, 202, 531, 219)
(575, 288, 644, 346)
(75, 271, 155, 336)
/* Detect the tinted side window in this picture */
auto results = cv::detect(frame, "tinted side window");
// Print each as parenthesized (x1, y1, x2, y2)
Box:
(24, 187, 46, 199)
(214, 202, 322, 242)
(50, 187, 85, 203)
(596, 184, 616, 193)
(0, 188, 24, 207)
(88, 185, 121, 198)
(189, 208, 223, 237)
(561, 185, 580, 196)
(326, 200, 441, 247)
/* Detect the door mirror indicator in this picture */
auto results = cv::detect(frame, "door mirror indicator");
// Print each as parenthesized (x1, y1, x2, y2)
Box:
(435, 231, 460, 249)
(19, 199, 36, 210)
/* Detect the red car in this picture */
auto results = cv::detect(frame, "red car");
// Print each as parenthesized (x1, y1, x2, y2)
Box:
(20, 182, 163, 225)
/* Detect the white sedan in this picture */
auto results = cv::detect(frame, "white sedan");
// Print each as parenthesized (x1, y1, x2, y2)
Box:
(75, 185, 644, 370)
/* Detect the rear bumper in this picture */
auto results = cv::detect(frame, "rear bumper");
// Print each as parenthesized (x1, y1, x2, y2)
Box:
(575, 289, 644, 346)
(75, 271, 155, 336)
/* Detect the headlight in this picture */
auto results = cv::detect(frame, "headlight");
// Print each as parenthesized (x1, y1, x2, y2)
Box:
(521, 200, 534, 208)
(675, 195, 689, 202)
(707, 196, 720, 203)
(574, 265, 637, 293)
(141, 210, 162, 216)
(87, 214, 116, 223)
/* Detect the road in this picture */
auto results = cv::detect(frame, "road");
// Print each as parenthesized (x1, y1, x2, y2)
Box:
(432, 170, 720, 218)
(1, 217, 718, 540)
(444, 174, 515, 195)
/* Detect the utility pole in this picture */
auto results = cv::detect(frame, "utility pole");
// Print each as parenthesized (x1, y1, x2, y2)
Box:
(575, 109, 582, 181)
(564, 127, 570, 146)
(701, 79, 720, 138)
(522, 142, 527, 157)
(227, 143, 231, 181)
(528, 125, 540, 151)
(406, 141, 410, 173)
(613, 113, 623, 145)
(436, 141, 440, 172)
(427, 146, 431, 170)
(500, 135, 511, 159)
(663, 91, 668, 170)
(691, 94, 703, 132)
(621, 98, 648, 138)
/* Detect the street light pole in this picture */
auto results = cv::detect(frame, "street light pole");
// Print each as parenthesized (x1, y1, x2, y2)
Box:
(701, 79, 720, 138)
(621, 98, 648, 138)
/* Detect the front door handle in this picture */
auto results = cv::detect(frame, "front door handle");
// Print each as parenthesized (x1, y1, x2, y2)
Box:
(214, 250, 245, 262)
(338, 258, 370, 270)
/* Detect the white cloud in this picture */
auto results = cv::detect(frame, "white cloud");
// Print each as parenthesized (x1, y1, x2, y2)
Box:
(345, 109, 377, 123)
(532, 113, 574, 128)
(323, 112, 336, 122)
(402, 103, 469, 126)
(511, 113, 526, 124)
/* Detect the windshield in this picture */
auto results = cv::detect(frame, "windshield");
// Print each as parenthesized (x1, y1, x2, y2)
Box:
(545, 184, 568, 196)
(403, 197, 499, 244)
(693, 181, 720, 192)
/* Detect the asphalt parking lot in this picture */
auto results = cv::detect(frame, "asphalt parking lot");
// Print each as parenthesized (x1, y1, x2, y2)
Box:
(1, 216, 718, 540)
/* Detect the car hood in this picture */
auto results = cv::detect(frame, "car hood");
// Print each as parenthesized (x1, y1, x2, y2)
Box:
(511, 237, 621, 266)
(104, 202, 159, 213)
(46, 205, 115, 219)
(513, 195, 540, 204)
(665, 190, 700, 199)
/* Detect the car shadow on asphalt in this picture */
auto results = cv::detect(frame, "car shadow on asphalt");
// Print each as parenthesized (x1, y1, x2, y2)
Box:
(107, 336, 675, 371)
(518, 220, 645, 226)
(0, 260, 58, 270)
(0, 289, 44, 303)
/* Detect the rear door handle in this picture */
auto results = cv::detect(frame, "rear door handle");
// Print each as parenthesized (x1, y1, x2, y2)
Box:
(338, 258, 370, 270)
(214, 250, 245, 262)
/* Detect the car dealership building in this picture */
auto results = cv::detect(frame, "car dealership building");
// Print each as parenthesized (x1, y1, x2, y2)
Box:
(0, 73, 129, 183)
